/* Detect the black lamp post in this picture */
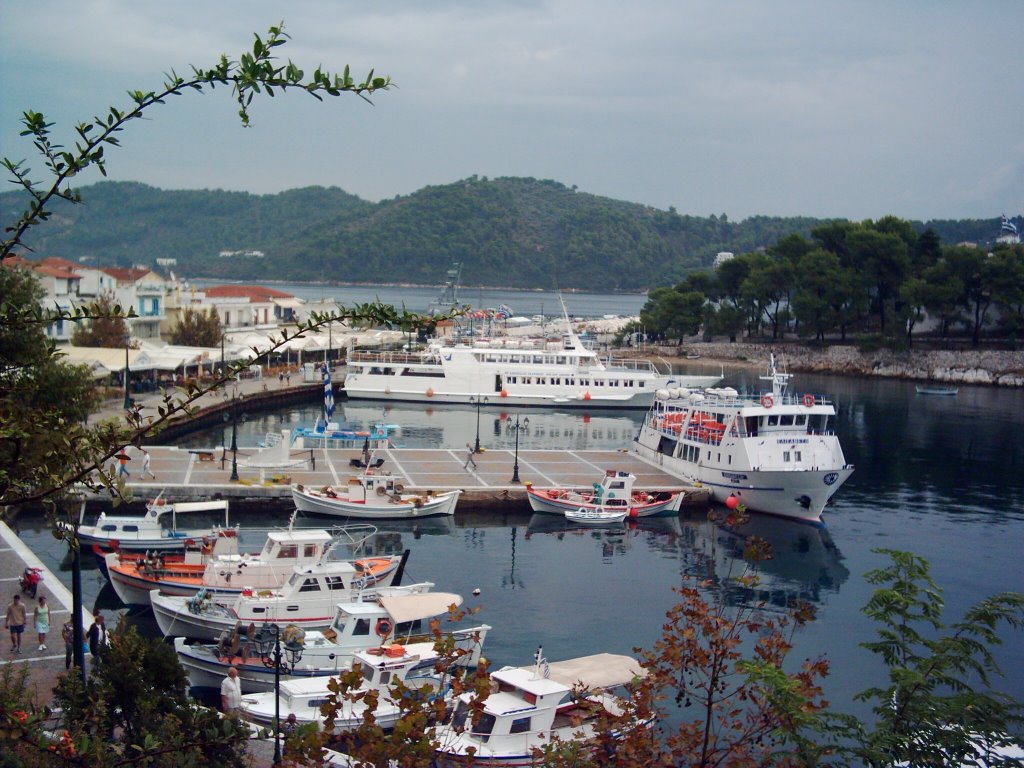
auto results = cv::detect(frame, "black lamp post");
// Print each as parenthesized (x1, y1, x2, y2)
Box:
(510, 415, 529, 483)
(229, 389, 239, 481)
(252, 623, 304, 766)
(469, 394, 489, 453)
(123, 333, 131, 410)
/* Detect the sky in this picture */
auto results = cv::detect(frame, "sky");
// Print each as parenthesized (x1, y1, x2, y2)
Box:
(1, 1, 1022, 223)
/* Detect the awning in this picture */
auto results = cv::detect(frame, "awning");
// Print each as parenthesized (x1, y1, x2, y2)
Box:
(525, 653, 646, 690)
(379, 592, 463, 624)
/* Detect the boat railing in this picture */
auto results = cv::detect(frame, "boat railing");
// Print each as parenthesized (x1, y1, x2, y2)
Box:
(602, 356, 658, 372)
(349, 350, 435, 365)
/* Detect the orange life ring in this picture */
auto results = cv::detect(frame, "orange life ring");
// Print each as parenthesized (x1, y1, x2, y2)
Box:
(761, 394, 774, 409)
(803, 394, 815, 408)
(375, 618, 393, 638)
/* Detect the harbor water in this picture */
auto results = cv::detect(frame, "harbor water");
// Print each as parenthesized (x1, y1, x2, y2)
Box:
(10, 362, 1024, 731)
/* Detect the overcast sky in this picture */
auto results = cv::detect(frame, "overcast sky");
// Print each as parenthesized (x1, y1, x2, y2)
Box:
(2, 1, 1022, 222)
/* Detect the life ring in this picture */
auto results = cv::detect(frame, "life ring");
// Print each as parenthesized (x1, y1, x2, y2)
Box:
(803, 394, 815, 408)
(375, 618, 393, 638)
(760, 394, 774, 409)
(426, 388, 434, 398)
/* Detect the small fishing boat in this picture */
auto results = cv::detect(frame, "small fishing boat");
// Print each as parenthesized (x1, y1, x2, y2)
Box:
(915, 385, 959, 396)
(564, 507, 628, 526)
(527, 469, 683, 519)
(433, 648, 651, 767)
(290, 417, 400, 450)
(291, 473, 461, 519)
(66, 496, 233, 552)
(175, 591, 489, 693)
(107, 524, 398, 606)
(239, 641, 451, 732)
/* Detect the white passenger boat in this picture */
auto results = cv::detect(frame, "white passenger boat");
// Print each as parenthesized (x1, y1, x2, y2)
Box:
(107, 523, 400, 606)
(343, 301, 721, 409)
(291, 474, 461, 519)
(174, 591, 489, 693)
(631, 354, 854, 523)
(67, 496, 233, 552)
(433, 648, 650, 767)
(239, 641, 450, 731)
(150, 560, 420, 640)
(527, 469, 683, 519)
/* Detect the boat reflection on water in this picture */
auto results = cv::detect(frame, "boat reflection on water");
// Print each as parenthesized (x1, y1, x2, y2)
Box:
(670, 509, 850, 610)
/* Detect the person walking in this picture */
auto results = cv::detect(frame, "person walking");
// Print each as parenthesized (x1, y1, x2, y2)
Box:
(463, 442, 478, 471)
(220, 666, 242, 715)
(87, 612, 107, 672)
(61, 619, 74, 670)
(116, 450, 130, 478)
(4, 594, 26, 654)
(140, 448, 156, 479)
(34, 595, 49, 651)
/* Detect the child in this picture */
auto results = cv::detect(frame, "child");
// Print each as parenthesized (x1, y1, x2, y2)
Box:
(34, 595, 49, 651)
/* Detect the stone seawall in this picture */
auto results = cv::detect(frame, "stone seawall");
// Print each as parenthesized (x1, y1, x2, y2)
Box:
(659, 343, 1024, 388)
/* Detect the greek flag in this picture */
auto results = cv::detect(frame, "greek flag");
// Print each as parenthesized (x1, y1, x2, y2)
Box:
(323, 367, 335, 421)
(497, 304, 513, 319)
(1001, 215, 1018, 235)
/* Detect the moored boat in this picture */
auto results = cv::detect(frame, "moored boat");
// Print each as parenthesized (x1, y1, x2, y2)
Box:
(291, 474, 461, 519)
(150, 555, 417, 639)
(433, 648, 650, 767)
(915, 385, 959, 396)
(343, 299, 721, 409)
(65, 496, 233, 551)
(175, 591, 489, 693)
(527, 469, 682, 519)
(631, 354, 854, 523)
(238, 641, 450, 732)
(107, 524, 399, 606)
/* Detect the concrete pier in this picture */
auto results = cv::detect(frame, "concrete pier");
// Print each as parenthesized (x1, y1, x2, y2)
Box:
(98, 444, 710, 510)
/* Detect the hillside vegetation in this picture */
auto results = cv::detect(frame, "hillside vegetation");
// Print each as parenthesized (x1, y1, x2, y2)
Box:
(0, 177, 1009, 290)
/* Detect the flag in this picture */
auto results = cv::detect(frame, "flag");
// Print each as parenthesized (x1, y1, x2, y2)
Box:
(497, 304, 513, 319)
(323, 367, 335, 421)
(1001, 215, 1018, 235)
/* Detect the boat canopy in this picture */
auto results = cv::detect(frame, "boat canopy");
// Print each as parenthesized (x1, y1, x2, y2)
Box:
(378, 592, 464, 624)
(525, 653, 645, 690)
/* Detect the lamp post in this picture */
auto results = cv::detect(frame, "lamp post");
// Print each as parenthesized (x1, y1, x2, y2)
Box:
(251, 624, 304, 766)
(510, 414, 529, 484)
(469, 394, 489, 453)
(123, 333, 131, 410)
(229, 388, 239, 481)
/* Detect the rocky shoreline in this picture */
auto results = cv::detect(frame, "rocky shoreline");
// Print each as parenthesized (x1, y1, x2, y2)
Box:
(649, 342, 1024, 388)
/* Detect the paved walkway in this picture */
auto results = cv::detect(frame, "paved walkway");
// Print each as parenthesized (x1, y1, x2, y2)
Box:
(88, 369, 316, 427)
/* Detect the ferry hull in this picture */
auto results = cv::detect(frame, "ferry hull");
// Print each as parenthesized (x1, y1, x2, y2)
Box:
(632, 443, 852, 523)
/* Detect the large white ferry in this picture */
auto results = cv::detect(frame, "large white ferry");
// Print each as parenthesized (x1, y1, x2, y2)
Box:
(342, 331, 722, 409)
(631, 355, 853, 523)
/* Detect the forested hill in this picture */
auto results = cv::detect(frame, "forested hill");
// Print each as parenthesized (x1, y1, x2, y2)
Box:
(0, 177, 1009, 290)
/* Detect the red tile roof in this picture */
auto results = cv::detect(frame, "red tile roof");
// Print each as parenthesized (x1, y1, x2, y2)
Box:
(100, 267, 152, 283)
(204, 285, 295, 301)
(3, 255, 81, 280)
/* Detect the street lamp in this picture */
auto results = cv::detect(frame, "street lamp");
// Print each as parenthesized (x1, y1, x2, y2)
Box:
(229, 388, 239, 481)
(251, 623, 305, 766)
(123, 333, 131, 410)
(469, 394, 489, 453)
(510, 414, 529, 484)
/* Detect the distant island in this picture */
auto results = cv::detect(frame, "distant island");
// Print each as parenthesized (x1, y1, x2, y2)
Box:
(0, 176, 1012, 292)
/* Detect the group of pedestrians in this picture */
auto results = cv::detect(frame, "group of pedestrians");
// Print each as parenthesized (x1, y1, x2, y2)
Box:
(4, 594, 49, 654)
(114, 446, 157, 480)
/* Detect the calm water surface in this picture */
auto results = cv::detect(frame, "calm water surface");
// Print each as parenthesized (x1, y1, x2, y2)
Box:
(12, 368, 1024, 728)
